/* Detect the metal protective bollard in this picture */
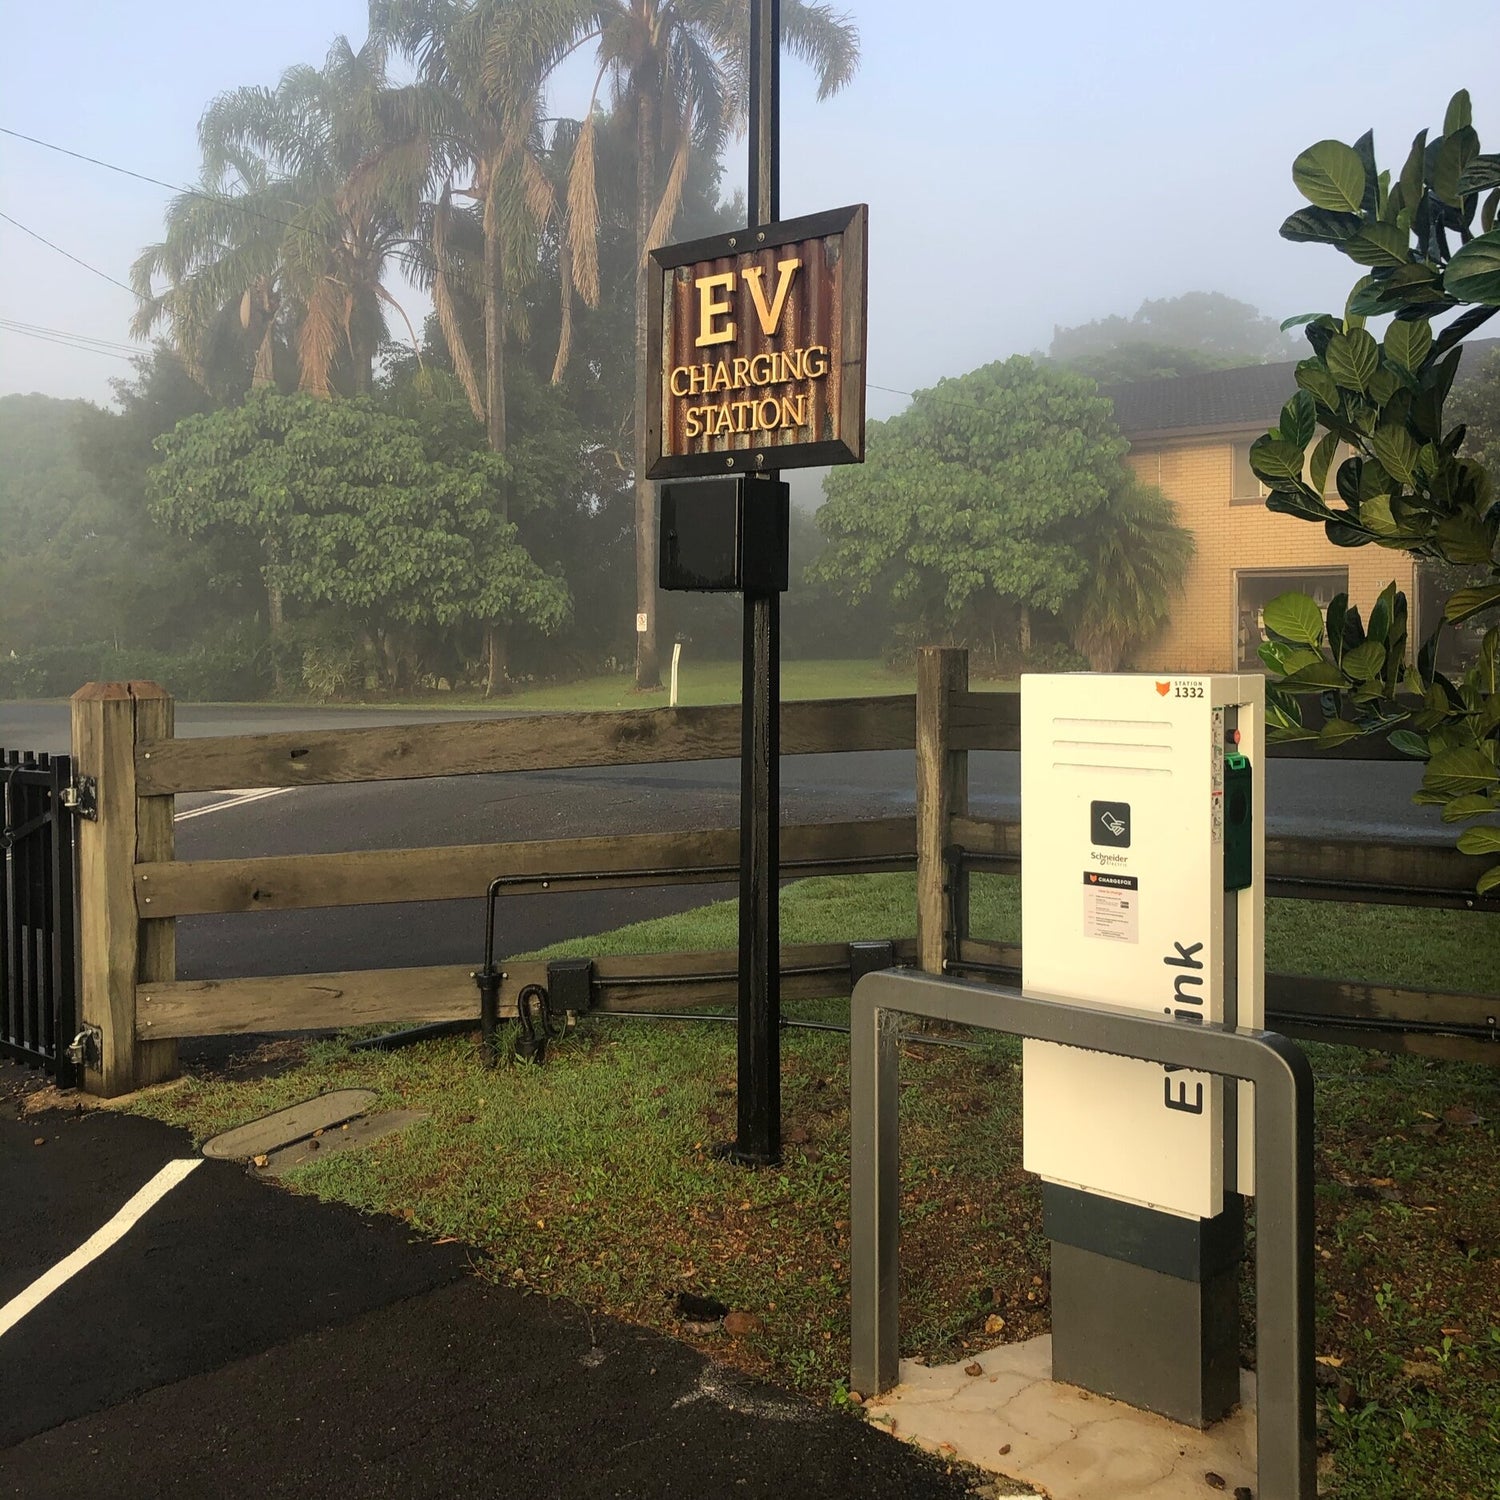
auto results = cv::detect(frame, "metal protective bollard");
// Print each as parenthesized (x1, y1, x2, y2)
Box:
(849, 969, 1314, 1500)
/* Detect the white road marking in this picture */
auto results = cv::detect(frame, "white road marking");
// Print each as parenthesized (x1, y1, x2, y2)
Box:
(0, 1158, 203, 1338)
(173, 787, 293, 822)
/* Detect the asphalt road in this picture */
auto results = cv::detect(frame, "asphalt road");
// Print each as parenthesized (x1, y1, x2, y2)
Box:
(0, 1064, 993, 1500)
(2, 699, 1443, 983)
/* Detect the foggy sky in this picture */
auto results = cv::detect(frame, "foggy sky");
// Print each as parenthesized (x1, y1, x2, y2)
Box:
(2, 0, 1494, 420)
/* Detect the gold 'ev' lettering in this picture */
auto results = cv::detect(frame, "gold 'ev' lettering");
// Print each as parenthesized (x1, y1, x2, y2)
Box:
(692, 258, 801, 347)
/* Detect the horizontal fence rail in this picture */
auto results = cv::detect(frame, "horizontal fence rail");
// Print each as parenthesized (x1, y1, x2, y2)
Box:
(133, 817, 917, 918)
(135, 940, 924, 1040)
(135, 695, 920, 795)
(134, 686, 1434, 800)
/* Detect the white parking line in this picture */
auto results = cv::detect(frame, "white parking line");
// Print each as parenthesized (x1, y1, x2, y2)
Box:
(0, 1159, 203, 1338)
(173, 787, 294, 822)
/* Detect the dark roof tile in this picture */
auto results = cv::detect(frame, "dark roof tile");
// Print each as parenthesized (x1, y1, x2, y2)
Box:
(1104, 338, 1500, 440)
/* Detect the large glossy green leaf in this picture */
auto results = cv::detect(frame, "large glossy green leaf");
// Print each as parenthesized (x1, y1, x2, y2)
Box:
(1293, 140, 1367, 214)
(1443, 794, 1499, 823)
(1326, 328, 1380, 391)
(1434, 516, 1496, 566)
(1295, 362, 1340, 409)
(1354, 494, 1402, 540)
(1354, 263, 1447, 314)
(1446, 583, 1500, 624)
(1318, 718, 1366, 748)
(1309, 431, 1341, 494)
(1367, 366, 1401, 406)
(1249, 436, 1308, 483)
(1266, 488, 1334, 524)
(1445, 90, 1473, 136)
(1335, 456, 1362, 504)
(1358, 456, 1397, 499)
(1456, 825, 1500, 855)
(1459, 154, 1500, 194)
(1341, 639, 1386, 681)
(1368, 581, 1397, 645)
(1282, 660, 1348, 689)
(1476, 862, 1500, 896)
(1399, 130, 1428, 214)
(1342, 223, 1411, 269)
(1281, 209, 1361, 244)
(1389, 728, 1430, 758)
(1383, 319, 1432, 372)
(1371, 424, 1419, 485)
(1279, 391, 1317, 448)
(1263, 591, 1325, 647)
(1325, 517, 1373, 548)
(1445, 230, 1500, 304)
(1425, 747, 1500, 795)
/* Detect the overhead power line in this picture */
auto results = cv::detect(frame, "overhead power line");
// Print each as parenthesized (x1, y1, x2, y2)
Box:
(0, 320, 137, 361)
(0, 317, 139, 354)
(1, 125, 321, 239)
(0, 210, 136, 295)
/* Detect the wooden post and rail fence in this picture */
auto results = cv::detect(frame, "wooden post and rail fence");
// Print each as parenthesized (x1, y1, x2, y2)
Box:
(67, 653, 1498, 1096)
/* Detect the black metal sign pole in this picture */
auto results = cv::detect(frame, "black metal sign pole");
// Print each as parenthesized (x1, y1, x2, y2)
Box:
(733, 0, 782, 1166)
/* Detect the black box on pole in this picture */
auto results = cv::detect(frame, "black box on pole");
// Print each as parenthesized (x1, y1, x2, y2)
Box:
(658, 478, 789, 594)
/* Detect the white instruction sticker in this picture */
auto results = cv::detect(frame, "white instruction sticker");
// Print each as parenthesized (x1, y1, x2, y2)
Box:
(1082, 871, 1139, 943)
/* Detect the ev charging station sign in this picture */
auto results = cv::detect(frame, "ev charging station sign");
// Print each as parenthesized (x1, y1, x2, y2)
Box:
(1020, 674, 1265, 1220)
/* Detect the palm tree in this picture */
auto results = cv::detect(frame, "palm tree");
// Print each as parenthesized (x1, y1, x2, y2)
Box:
(368, 0, 565, 693)
(502, 0, 859, 689)
(129, 152, 290, 396)
(133, 35, 422, 401)
(1072, 481, 1196, 672)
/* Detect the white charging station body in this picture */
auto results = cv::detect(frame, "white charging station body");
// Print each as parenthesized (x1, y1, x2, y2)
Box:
(1020, 673, 1265, 1220)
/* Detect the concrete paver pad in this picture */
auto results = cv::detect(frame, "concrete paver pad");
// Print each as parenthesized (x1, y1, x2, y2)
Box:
(865, 1337, 1257, 1500)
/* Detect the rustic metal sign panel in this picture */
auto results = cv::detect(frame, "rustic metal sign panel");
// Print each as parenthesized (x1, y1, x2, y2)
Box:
(646, 203, 867, 479)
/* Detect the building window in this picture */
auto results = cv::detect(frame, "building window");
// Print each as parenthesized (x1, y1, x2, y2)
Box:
(1230, 442, 1265, 504)
(1236, 569, 1348, 671)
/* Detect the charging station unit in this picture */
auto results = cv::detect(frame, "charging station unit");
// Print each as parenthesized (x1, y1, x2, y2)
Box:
(1020, 673, 1264, 1426)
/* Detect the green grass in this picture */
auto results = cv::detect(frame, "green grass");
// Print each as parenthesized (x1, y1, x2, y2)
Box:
(125, 875, 1500, 1498)
(189, 659, 960, 714)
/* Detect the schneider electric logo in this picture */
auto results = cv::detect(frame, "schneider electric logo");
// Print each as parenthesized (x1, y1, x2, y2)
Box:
(1090, 800, 1131, 848)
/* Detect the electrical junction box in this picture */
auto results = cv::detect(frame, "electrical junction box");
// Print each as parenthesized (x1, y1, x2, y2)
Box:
(658, 477, 789, 594)
(1020, 674, 1265, 1221)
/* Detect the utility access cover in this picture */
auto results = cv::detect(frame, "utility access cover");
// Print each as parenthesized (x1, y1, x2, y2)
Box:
(202, 1089, 379, 1161)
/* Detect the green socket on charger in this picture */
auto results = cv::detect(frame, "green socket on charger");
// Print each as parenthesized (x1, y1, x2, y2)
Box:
(1223, 752, 1252, 891)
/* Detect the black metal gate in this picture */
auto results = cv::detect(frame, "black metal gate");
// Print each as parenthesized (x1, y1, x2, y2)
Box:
(1, 750, 80, 1085)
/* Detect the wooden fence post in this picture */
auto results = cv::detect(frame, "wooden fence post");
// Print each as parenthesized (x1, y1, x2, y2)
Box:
(71, 681, 178, 1096)
(916, 648, 968, 974)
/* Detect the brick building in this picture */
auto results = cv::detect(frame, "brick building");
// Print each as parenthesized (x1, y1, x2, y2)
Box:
(1104, 344, 1497, 673)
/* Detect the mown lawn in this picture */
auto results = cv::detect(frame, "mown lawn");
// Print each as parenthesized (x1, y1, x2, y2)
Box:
(206, 658, 943, 714)
(127, 874, 1500, 1500)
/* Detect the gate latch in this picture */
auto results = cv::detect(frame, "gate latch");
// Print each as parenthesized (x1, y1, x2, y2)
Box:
(65, 1025, 102, 1069)
(60, 777, 98, 822)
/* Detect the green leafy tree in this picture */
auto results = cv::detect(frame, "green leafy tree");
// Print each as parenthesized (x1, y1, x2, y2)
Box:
(0, 360, 247, 667)
(1251, 89, 1500, 894)
(147, 389, 570, 689)
(811, 358, 1184, 665)
(1049, 292, 1299, 382)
